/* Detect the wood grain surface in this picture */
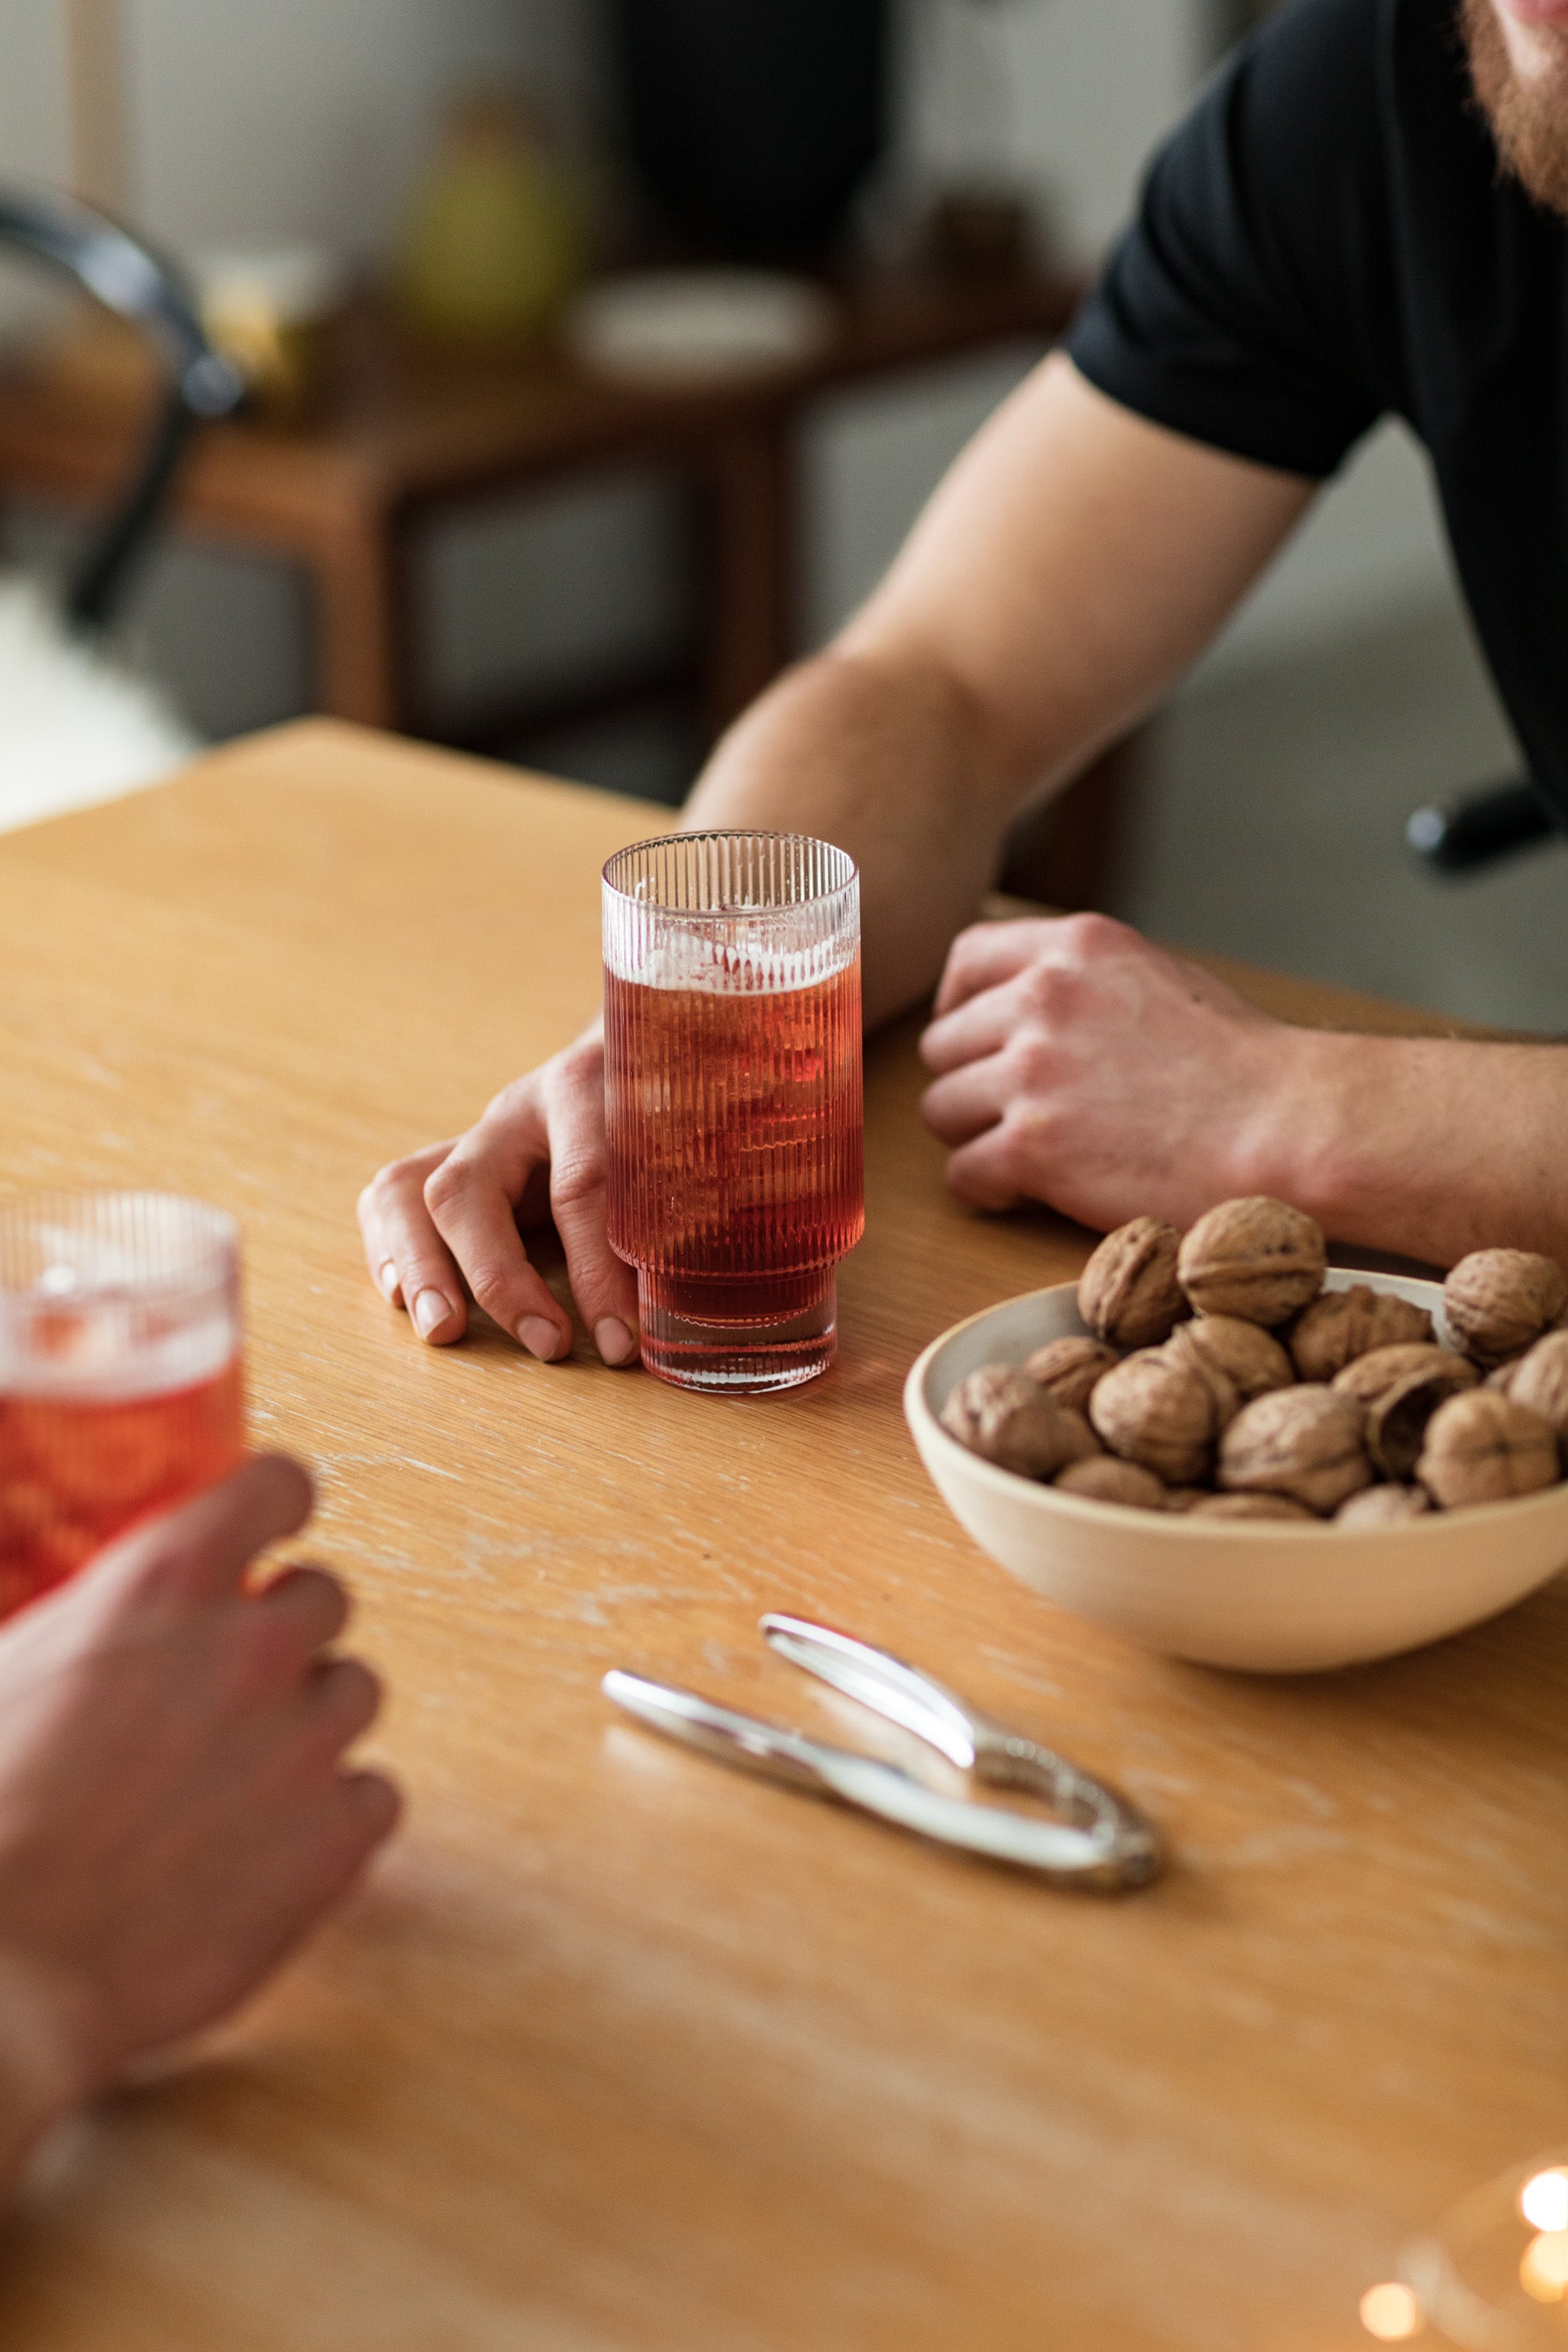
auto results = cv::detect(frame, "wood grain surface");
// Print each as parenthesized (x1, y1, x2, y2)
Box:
(0, 719, 1562, 2352)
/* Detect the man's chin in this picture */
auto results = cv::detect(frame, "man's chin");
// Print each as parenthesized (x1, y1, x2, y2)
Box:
(1462, 0, 1568, 215)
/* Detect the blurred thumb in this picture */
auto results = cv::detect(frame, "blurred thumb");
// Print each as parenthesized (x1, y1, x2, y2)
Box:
(93, 1453, 315, 1605)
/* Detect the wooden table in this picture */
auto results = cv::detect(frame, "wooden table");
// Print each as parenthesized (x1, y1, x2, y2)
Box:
(0, 720, 1563, 2352)
(0, 270, 1079, 746)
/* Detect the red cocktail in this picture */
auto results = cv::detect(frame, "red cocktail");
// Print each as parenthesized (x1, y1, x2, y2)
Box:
(603, 831, 864, 1392)
(0, 1194, 244, 1616)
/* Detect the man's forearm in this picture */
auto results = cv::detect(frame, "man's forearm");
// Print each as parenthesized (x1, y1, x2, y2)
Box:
(682, 647, 1016, 1028)
(679, 358, 1313, 1032)
(1256, 1028, 1568, 1266)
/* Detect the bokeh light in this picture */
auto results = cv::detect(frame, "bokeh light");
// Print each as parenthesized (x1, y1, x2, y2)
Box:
(1520, 2230, 1568, 2304)
(1360, 2281, 1426, 2339)
(1522, 2171, 1568, 2236)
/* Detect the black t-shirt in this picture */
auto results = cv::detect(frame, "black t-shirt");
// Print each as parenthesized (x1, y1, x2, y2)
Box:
(1066, 0, 1568, 820)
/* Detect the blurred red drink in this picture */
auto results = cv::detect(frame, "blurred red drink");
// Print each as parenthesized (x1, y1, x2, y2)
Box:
(603, 831, 863, 1393)
(0, 1194, 243, 1617)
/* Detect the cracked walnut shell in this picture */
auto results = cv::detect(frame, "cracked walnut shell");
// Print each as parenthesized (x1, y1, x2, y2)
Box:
(1217, 1386, 1372, 1515)
(939, 1367, 1080, 1480)
(1023, 1334, 1120, 1415)
(1331, 1342, 1480, 1480)
(1443, 1249, 1567, 1367)
(1416, 1390, 1560, 1508)
(1288, 1284, 1433, 1382)
(1088, 1346, 1230, 1485)
(1177, 1197, 1327, 1327)
(1077, 1217, 1187, 1348)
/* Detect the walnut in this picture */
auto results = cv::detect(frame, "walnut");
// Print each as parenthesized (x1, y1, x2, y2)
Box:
(1218, 1387, 1372, 1515)
(1504, 1331, 1568, 1439)
(1056, 1408, 1104, 1466)
(1288, 1284, 1433, 1382)
(1329, 1343, 1481, 1481)
(940, 1367, 1080, 1479)
(1416, 1390, 1560, 1508)
(1167, 1314, 1293, 1405)
(1077, 1217, 1187, 1348)
(1185, 1492, 1318, 1524)
(1023, 1334, 1120, 1415)
(1054, 1456, 1168, 1511)
(1088, 1347, 1230, 1485)
(1443, 1249, 1568, 1367)
(1177, 1197, 1327, 1327)
(1161, 1486, 1210, 1513)
(1335, 1484, 1433, 1528)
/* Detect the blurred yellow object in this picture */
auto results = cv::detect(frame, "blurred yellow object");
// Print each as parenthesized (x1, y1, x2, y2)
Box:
(33, 252, 343, 426)
(196, 247, 345, 424)
(394, 94, 589, 347)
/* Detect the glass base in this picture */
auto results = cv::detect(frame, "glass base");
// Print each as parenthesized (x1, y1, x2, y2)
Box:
(636, 1268, 838, 1394)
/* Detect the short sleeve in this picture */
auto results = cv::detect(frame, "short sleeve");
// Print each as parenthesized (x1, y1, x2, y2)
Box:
(1067, 0, 1397, 480)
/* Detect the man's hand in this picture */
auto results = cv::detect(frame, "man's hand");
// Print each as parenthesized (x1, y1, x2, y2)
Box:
(0, 1456, 399, 2174)
(357, 1028, 640, 1368)
(920, 913, 1298, 1230)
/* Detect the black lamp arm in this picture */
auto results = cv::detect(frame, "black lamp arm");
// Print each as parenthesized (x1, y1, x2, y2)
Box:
(0, 184, 245, 632)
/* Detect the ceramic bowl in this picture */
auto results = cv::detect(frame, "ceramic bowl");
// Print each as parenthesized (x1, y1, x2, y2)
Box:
(903, 1268, 1568, 1673)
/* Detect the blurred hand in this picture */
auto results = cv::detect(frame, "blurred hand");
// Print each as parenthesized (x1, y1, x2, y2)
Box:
(919, 913, 1298, 1229)
(0, 1455, 398, 2164)
(357, 1027, 640, 1368)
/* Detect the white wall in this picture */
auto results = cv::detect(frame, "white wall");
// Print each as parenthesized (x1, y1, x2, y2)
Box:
(1189, 420, 1459, 684)
(896, 0, 1200, 266)
(123, 0, 594, 263)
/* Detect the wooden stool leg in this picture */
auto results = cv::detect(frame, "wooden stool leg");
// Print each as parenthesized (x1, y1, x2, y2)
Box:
(313, 511, 415, 732)
(701, 420, 795, 748)
(999, 732, 1146, 910)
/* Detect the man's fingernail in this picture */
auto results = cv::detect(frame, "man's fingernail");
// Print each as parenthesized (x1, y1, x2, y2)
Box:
(594, 1317, 639, 1367)
(412, 1289, 452, 1341)
(377, 1259, 400, 1300)
(519, 1316, 566, 1361)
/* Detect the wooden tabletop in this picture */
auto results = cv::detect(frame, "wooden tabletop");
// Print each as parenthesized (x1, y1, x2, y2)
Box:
(0, 720, 1561, 2352)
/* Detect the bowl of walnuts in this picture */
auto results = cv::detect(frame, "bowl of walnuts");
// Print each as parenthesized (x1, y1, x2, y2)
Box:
(903, 1196, 1568, 1672)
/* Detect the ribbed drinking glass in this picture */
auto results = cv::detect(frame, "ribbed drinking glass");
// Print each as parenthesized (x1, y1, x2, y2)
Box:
(0, 1192, 244, 1616)
(603, 831, 864, 1393)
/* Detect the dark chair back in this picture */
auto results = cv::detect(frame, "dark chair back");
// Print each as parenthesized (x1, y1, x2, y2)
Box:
(1406, 779, 1559, 876)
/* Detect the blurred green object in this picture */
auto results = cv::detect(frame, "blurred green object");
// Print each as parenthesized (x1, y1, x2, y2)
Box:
(394, 95, 590, 346)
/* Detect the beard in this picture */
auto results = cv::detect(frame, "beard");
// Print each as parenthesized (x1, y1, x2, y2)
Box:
(1460, 0, 1568, 217)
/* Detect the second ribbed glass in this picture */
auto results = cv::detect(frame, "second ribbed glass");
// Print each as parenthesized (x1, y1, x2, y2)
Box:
(603, 831, 864, 1393)
(0, 1191, 244, 1618)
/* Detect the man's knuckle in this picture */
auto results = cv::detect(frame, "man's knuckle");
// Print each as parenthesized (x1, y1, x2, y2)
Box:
(368, 1162, 412, 1210)
(1021, 962, 1069, 1017)
(550, 1152, 606, 1212)
(1062, 910, 1123, 958)
(466, 1264, 516, 1317)
(421, 1158, 465, 1216)
(1009, 1028, 1057, 1087)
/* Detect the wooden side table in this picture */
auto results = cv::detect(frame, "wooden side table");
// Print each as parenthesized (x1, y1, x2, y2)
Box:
(0, 269, 1081, 750)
